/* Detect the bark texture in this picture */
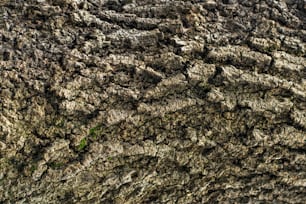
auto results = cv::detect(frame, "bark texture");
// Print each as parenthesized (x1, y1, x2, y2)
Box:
(0, 0, 306, 203)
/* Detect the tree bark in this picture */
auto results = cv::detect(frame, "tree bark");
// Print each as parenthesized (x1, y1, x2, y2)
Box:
(0, 0, 305, 203)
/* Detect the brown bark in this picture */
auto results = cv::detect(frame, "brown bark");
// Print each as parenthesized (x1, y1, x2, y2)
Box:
(0, 0, 305, 203)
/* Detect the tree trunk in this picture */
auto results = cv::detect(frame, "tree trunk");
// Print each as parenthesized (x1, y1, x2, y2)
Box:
(0, 0, 305, 203)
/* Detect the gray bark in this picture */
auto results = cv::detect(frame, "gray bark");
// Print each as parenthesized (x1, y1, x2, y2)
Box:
(0, 0, 306, 203)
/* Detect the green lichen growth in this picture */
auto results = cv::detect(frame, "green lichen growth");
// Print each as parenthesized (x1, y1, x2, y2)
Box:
(89, 126, 99, 139)
(78, 137, 87, 151)
(88, 124, 107, 141)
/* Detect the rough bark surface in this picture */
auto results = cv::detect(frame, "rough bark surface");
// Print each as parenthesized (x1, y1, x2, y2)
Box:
(0, 0, 306, 203)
